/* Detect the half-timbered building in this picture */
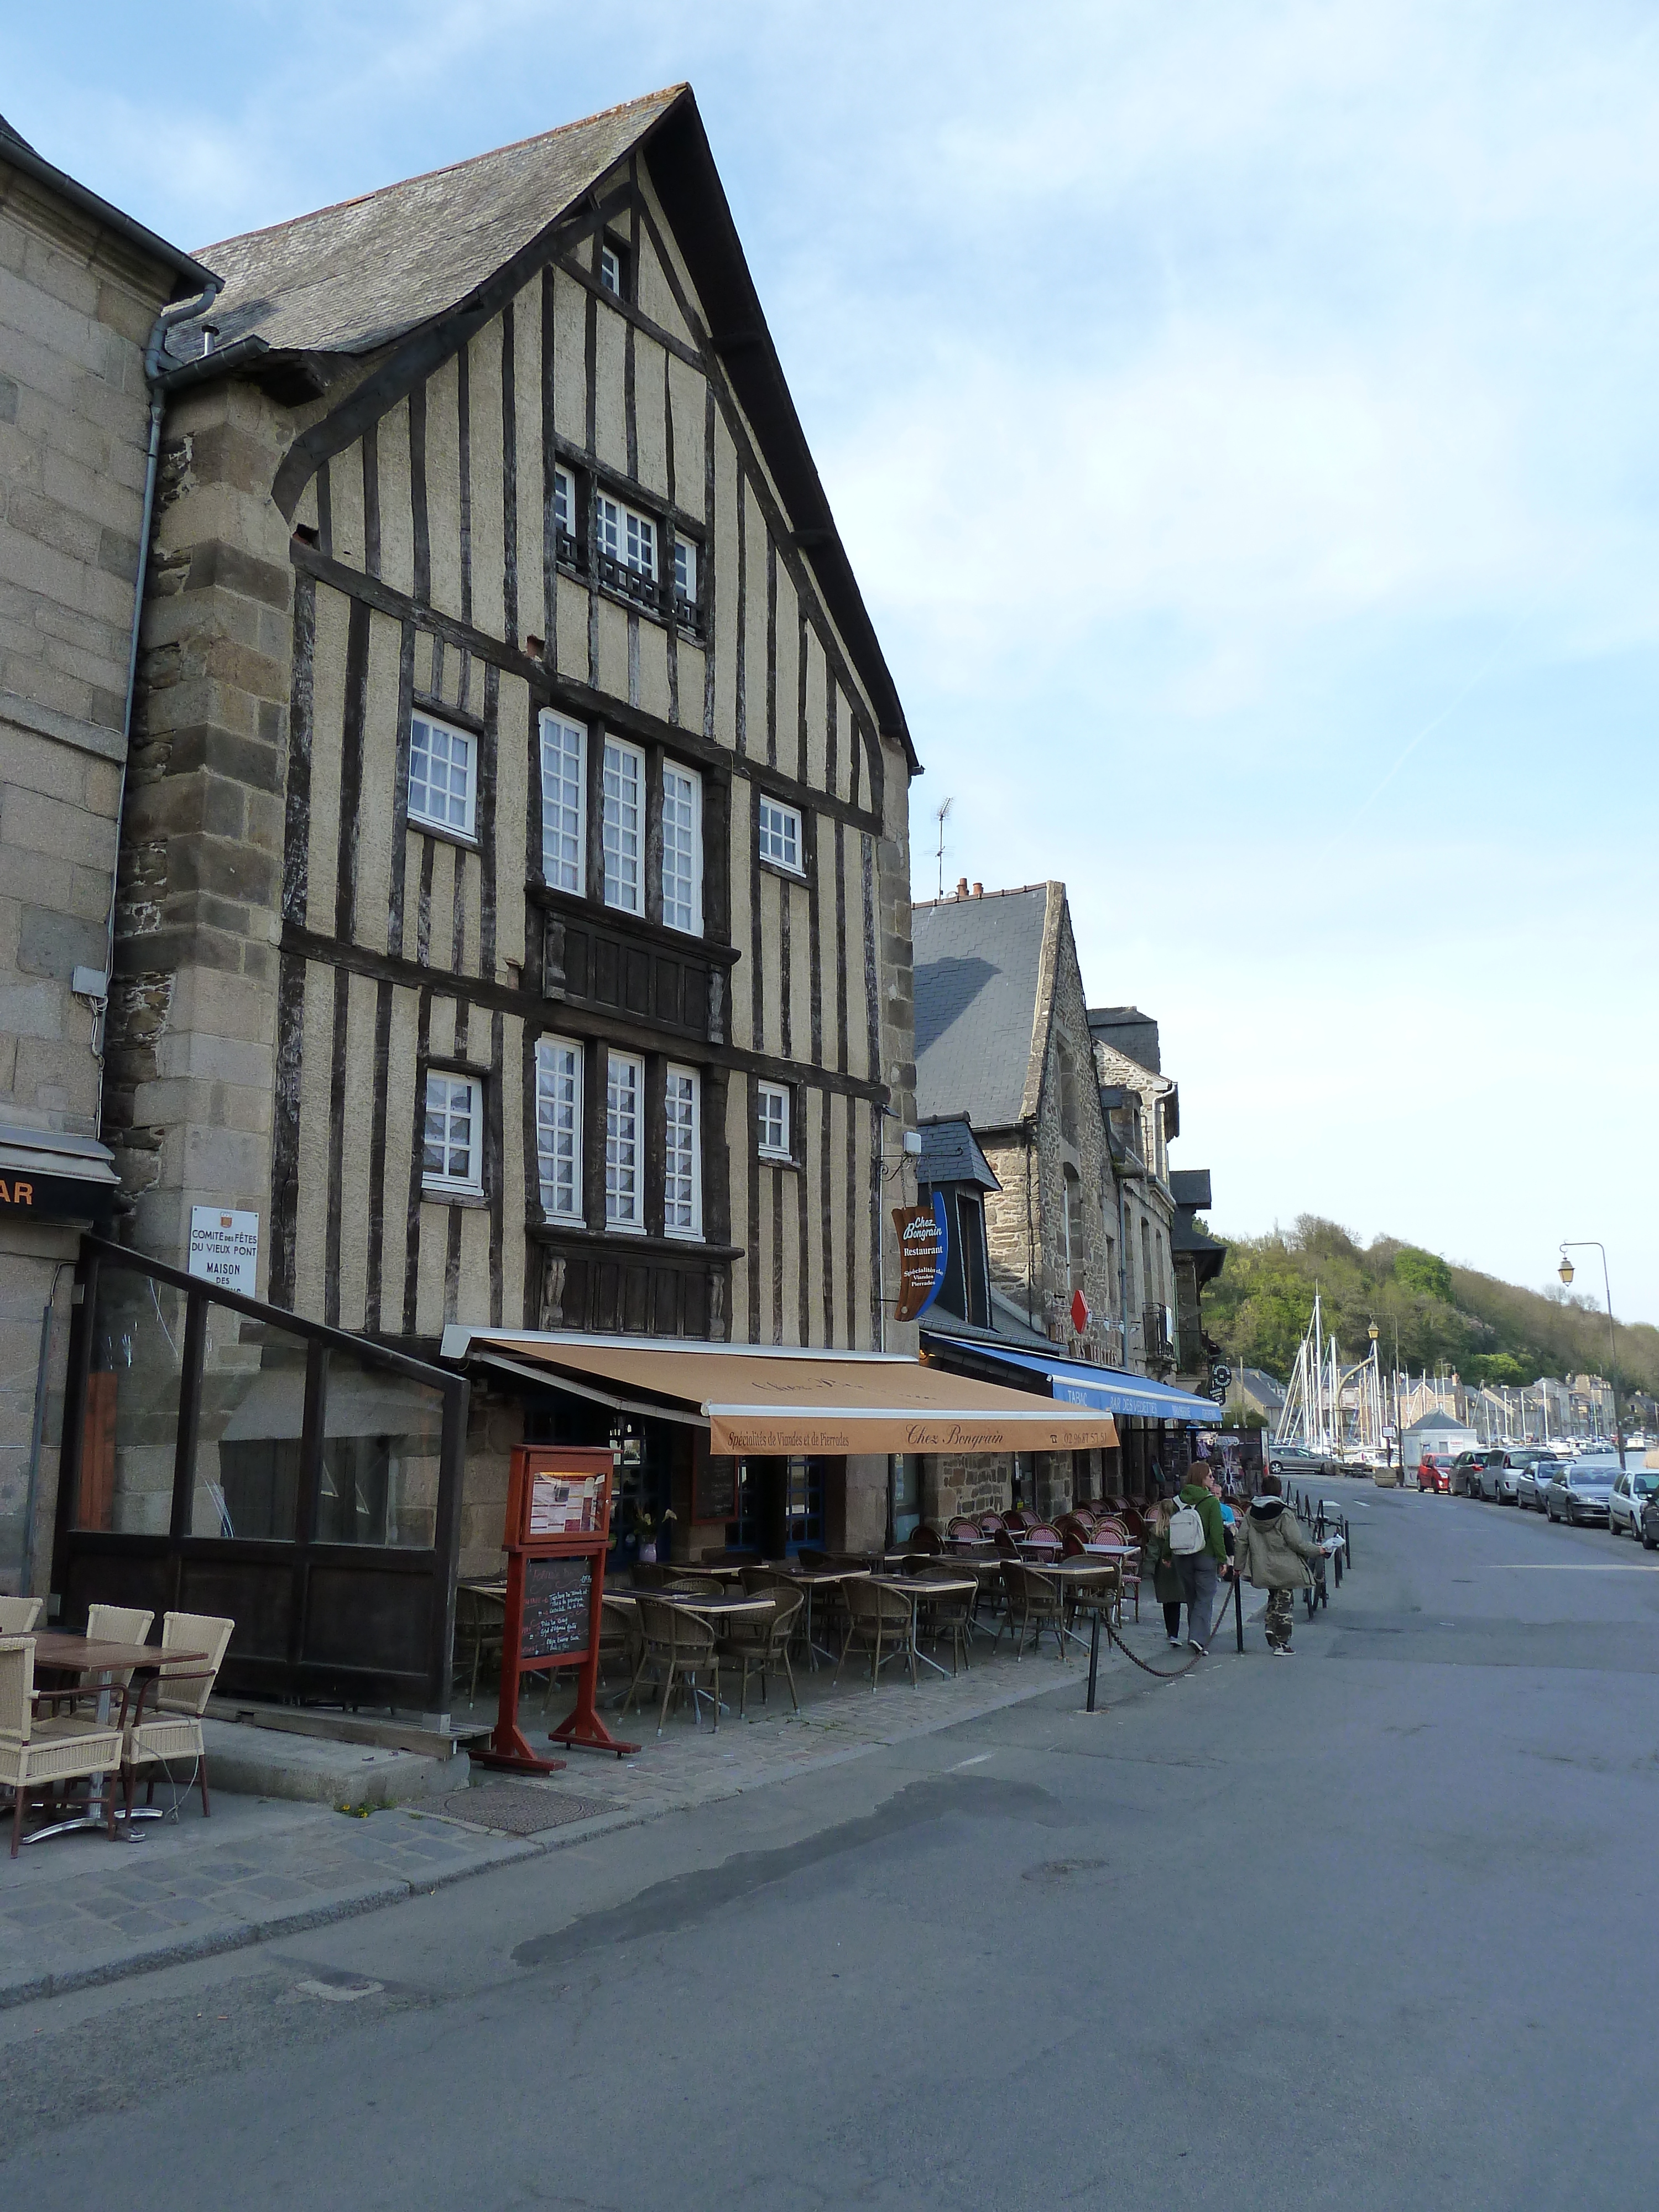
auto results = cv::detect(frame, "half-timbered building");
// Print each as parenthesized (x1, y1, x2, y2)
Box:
(95, 87, 936, 1592)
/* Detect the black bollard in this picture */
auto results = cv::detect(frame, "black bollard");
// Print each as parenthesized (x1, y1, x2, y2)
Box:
(1234, 1569, 1244, 1652)
(1086, 1605, 1102, 1712)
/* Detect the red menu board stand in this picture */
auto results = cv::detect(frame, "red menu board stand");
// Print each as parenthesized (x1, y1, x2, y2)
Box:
(472, 1446, 638, 1773)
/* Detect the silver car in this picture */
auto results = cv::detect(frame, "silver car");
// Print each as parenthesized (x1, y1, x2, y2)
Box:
(1516, 1455, 1567, 1512)
(1480, 1448, 1548, 1504)
(1609, 1464, 1659, 1539)
(1545, 1458, 1619, 1525)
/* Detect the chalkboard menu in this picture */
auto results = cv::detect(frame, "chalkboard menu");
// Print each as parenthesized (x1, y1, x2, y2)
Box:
(520, 1553, 594, 1661)
(695, 1454, 739, 1522)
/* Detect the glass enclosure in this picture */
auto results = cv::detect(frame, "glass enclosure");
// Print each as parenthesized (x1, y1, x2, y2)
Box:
(78, 1269, 186, 1533)
(316, 1349, 446, 1548)
(191, 1315, 309, 1540)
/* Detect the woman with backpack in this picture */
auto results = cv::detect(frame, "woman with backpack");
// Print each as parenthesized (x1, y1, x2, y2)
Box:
(1168, 1474, 1228, 1654)
(1140, 1500, 1186, 1646)
(1235, 1473, 1324, 1655)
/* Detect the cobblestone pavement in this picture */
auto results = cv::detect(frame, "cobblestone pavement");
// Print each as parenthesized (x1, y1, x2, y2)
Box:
(3, 1595, 1225, 2007)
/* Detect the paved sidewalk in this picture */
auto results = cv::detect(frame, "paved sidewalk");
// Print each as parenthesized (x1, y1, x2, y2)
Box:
(2, 1593, 1241, 2008)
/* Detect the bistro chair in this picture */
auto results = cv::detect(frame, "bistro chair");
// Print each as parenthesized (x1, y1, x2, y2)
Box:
(906, 1525, 943, 1554)
(1000, 1563, 1068, 1662)
(453, 1584, 506, 1700)
(945, 1516, 981, 1542)
(797, 1547, 836, 1569)
(587, 1601, 641, 1708)
(630, 1561, 674, 1589)
(914, 1569, 974, 1678)
(664, 1574, 725, 1597)
(993, 1527, 1020, 1559)
(624, 1596, 723, 1734)
(1003, 1510, 1032, 1533)
(84, 1603, 155, 1699)
(1065, 1562, 1123, 1641)
(0, 1597, 43, 1634)
(1020, 1522, 1065, 1555)
(977, 1513, 1006, 1536)
(1, 1634, 124, 1856)
(836, 1579, 917, 1691)
(124, 1611, 234, 1820)
(718, 1587, 804, 1718)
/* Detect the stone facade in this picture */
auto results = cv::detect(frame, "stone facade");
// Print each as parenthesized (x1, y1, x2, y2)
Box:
(1093, 1036, 1179, 1377)
(0, 126, 205, 1592)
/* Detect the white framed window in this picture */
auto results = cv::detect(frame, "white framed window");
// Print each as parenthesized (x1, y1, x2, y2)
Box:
(602, 736, 644, 914)
(553, 466, 577, 560)
(535, 1039, 583, 1221)
(660, 762, 703, 936)
(605, 1052, 644, 1229)
(757, 1079, 791, 1162)
(422, 1072, 483, 1196)
(757, 796, 803, 874)
(539, 712, 586, 893)
(673, 536, 698, 609)
(665, 1064, 702, 1239)
(408, 712, 476, 839)
(599, 240, 626, 298)
(594, 491, 656, 581)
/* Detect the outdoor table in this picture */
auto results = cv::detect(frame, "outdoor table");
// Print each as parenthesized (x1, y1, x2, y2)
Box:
(602, 1589, 776, 1723)
(757, 1563, 871, 1670)
(25, 1634, 207, 1844)
(868, 1573, 979, 1679)
(1030, 1559, 1123, 1650)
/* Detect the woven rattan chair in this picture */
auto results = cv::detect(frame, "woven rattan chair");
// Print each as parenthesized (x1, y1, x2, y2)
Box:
(914, 1569, 974, 1677)
(453, 1584, 506, 1699)
(977, 1512, 1007, 1536)
(993, 1526, 1020, 1559)
(624, 1596, 723, 1733)
(0, 1597, 43, 1634)
(84, 1603, 155, 1699)
(945, 1516, 981, 1542)
(1000, 1563, 1068, 1661)
(124, 1612, 234, 1818)
(906, 1524, 943, 1554)
(836, 1579, 916, 1691)
(664, 1574, 724, 1597)
(2, 1634, 124, 1855)
(630, 1560, 674, 1589)
(718, 1586, 803, 1718)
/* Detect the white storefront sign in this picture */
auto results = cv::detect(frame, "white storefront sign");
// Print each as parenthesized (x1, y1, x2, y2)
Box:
(187, 1206, 260, 1298)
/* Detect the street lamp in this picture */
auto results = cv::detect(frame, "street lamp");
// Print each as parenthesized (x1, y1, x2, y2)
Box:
(1558, 1243, 1624, 1470)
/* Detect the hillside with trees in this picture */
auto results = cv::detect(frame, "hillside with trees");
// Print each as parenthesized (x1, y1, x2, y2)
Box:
(1204, 1217, 1659, 1394)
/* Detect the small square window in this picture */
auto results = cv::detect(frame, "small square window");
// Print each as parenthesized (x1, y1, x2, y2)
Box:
(408, 712, 476, 839)
(757, 1080, 792, 1162)
(599, 239, 628, 299)
(423, 1072, 483, 1196)
(757, 797, 803, 874)
(594, 492, 656, 583)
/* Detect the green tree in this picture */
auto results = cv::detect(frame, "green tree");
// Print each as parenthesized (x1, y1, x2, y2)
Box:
(1394, 1247, 1453, 1302)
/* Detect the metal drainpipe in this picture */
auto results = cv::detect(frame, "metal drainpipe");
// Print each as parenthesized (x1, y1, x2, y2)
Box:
(89, 278, 223, 1131)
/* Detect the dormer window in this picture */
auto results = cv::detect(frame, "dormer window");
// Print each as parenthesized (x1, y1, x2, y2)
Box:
(599, 238, 630, 300)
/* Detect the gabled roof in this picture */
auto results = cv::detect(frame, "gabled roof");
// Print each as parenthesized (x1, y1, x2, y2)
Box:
(916, 1116, 1000, 1192)
(912, 886, 1052, 1131)
(174, 90, 682, 362)
(0, 113, 213, 293)
(160, 84, 916, 771)
(1088, 1005, 1160, 1073)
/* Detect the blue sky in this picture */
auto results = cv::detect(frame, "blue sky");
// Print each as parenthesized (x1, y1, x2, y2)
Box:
(11, 1, 1657, 1328)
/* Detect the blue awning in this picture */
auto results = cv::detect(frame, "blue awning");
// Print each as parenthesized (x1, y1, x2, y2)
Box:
(924, 1334, 1220, 1422)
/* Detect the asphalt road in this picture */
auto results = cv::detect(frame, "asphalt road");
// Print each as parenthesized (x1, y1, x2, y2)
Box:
(6, 1488, 1658, 2210)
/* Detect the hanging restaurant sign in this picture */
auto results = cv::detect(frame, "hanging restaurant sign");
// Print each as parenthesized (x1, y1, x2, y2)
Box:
(892, 1194, 948, 1323)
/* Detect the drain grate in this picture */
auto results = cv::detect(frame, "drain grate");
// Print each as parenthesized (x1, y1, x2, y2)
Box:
(440, 1784, 624, 1835)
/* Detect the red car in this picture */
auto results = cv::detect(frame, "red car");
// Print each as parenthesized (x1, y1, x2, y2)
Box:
(1417, 1453, 1453, 1493)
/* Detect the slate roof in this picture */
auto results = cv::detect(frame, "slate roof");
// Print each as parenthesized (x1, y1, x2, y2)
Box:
(1170, 1168, 1212, 1210)
(912, 887, 1050, 1130)
(1088, 1005, 1160, 1073)
(171, 89, 682, 363)
(916, 1117, 999, 1192)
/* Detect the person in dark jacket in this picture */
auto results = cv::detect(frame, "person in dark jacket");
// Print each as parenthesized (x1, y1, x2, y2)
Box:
(1140, 1500, 1185, 1645)
(1171, 1474, 1228, 1653)
(1235, 1474, 1324, 1654)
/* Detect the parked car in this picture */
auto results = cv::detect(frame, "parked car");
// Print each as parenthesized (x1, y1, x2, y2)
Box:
(1481, 1447, 1551, 1504)
(1639, 1489, 1659, 1551)
(1609, 1464, 1659, 1539)
(1417, 1454, 1453, 1494)
(1451, 1449, 1504, 1497)
(1544, 1457, 1619, 1525)
(1515, 1457, 1559, 1512)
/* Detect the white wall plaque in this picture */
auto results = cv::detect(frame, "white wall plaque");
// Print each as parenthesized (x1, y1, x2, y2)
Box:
(187, 1206, 260, 1299)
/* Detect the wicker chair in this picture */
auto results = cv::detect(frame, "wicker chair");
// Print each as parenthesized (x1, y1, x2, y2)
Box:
(1, 1634, 124, 1855)
(914, 1569, 974, 1677)
(630, 1561, 674, 1589)
(906, 1524, 943, 1554)
(664, 1574, 724, 1597)
(977, 1513, 1007, 1536)
(124, 1613, 234, 1818)
(454, 1584, 506, 1699)
(1000, 1563, 1068, 1661)
(0, 1597, 43, 1634)
(945, 1516, 981, 1542)
(84, 1603, 155, 1699)
(1021, 1524, 1065, 1558)
(993, 1526, 1020, 1559)
(624, 1596, 723, 1733)
(718, 1587, 804, 1718)
(836, 1579, 917, 1690)
(1003, 1510, 1032, 1533)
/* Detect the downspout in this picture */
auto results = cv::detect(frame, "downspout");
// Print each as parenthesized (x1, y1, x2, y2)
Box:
(90, 276, 223, 1130)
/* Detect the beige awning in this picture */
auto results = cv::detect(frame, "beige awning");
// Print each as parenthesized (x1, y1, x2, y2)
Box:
(444, 1330, 1118, 1454)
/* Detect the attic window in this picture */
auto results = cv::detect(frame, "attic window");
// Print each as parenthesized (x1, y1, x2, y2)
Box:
(599, 238, 630, 300)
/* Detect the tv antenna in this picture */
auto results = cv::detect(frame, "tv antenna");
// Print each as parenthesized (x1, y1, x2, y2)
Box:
(934, 796, 954, 898)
